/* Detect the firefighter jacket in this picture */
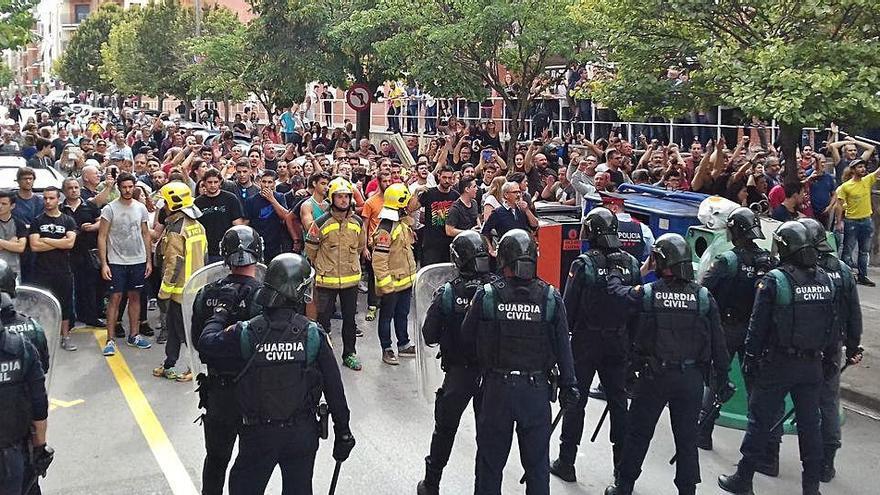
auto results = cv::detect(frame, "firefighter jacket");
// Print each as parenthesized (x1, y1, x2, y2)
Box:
(305, 211, 366, 290)
(371, 217, 417, 295)
(158, 211, 207, 304)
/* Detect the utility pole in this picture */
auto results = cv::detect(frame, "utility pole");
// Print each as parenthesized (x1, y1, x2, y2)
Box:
(193, 0, 202, 122)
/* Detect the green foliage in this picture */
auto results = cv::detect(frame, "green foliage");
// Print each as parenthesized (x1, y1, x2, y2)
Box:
(57, 2, 124, 93)
(575, 0, 880, 130)
(101, 0, 196, 99)
(0, 0, 37, 50)
(0, 63, 13, 87)
(183, 8, 249, 102)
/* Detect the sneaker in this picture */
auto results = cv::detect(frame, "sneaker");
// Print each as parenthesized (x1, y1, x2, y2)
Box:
(148, 298, 158, 311)
(153, 366, 189, 381)
(156, 327, 167, 344)
(365, 306, 378, 321)
(343, 354, 363, 371)
(176, 370, 193, 382)
(382, 349, 399, 365)
(103, 340, 117, 356)
(355, 327, 364, 338)
(126, 334, 152, 349)
(358, 280, 368, 293)
(398, 344, 416, 357)
(857, 277, 876, 287)
(61, 336, 77, 352)
(139, 322, 155, 337)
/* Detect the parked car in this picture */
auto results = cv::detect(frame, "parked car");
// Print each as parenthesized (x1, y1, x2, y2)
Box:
(0, 162, 64, 192)
(44, 90, 77, 106)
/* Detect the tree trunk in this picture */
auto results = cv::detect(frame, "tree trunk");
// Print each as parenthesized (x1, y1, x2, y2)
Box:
(157, 95, 164, 113)
(778, 122, 801, 186)
(223, 97, 230, 125)
(356, 108, 371, 140)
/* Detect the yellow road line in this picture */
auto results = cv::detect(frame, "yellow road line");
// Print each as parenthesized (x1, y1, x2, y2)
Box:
(93, 331, 199, 495)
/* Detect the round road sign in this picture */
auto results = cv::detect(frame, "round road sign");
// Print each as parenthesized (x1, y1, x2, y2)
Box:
(346, 83, 372, 112)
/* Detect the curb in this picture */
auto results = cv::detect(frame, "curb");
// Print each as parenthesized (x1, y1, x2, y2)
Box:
(840, 385, 880, 417)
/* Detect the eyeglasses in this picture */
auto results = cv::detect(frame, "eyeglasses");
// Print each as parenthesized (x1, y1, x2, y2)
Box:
(506, 190, 522, 195)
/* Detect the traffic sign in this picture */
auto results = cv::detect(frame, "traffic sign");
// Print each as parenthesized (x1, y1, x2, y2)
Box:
(346, 83, 372, 112)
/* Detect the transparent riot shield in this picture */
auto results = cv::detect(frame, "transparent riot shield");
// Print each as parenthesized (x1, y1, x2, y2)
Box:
(412, 262, 457, 402)
(15, 286, 62, 392)
(182, 261, 266, 386)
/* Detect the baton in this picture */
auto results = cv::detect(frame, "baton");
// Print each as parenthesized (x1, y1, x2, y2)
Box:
(770, 353, 861, 433)
(519, 407, 565, 484)
(328, 460, 342, 495)
(590, 404, 610, 443)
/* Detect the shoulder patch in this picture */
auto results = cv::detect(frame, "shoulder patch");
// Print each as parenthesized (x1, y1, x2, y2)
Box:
(375, 231, 391, 247)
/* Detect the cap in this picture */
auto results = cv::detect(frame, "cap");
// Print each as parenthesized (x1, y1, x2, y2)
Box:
(109, 150, 126, 161)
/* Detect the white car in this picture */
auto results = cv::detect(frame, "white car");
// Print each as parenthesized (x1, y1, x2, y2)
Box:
(44, 90, 77, 106)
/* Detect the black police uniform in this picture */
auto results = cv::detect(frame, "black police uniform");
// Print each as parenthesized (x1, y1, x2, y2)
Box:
(816, 251, 861, 478)
(461, 277, 577, 494)
(698, 244, 777, 445)
(556, 248, 641, 478)
(727, 263, 836, 493)
(191, 274, 262, 495)
(420, 271, 499, 489)
(605, 273, 728, 494)
(0, 329, 48, 495)
(199, 306, 350, 494)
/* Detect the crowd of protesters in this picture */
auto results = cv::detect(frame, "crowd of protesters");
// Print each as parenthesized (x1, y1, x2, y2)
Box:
(0, 84, 876, 373)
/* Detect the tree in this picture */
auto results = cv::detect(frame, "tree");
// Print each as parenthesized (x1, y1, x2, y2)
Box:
(0, 0, 38, 50)
(0, 63, 13, 87)
(351, 0, 585, 156)
(102, 0, 196, 102)
(57, 2, 124, 94)
(574, 0, 880, 181)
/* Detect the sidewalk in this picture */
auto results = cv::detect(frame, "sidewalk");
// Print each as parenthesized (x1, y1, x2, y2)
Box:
(840, 266, 880, 413)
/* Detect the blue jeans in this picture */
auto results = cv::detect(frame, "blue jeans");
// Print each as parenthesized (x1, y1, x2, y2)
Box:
(378, 287, 411, 351)
(842, 217, 874, 278)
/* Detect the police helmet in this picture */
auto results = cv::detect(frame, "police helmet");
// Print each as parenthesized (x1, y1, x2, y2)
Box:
(220, 225, 264, 268)
(496, 229, 537, 280)
(0, 259, 15, 297)
(772, 221, 818, 267)
(798, 217, 834, 254)
(581, 207, 620, 248)
(726, 207, 764, 243)
(652, 233, 694, 280)
(449, 230, 490, 275)
(254, 253, 315, 308)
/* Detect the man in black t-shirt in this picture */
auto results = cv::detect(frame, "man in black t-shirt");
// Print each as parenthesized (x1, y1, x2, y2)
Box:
(196, 169, 246, 263)
(61, 178, 104, 328)
(28, 186, 78, 351)
(445, 177, 480, 236)
(409, 166, 459, 266)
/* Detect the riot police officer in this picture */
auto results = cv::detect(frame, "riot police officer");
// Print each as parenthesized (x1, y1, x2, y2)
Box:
(198, 253, 355, 494)
(697, 207, 776, 456)
(417, 231, 499, 495)
(460, 229, 580, 495)
(0, 262, 53, 495)
(799, 218, 863, 483)
(551, 207, 642, 484)
(604, 233, 729, 495)
(190, 226, 264, 495)
(0, 260, 49, 372)
(719, 221, 836, 495)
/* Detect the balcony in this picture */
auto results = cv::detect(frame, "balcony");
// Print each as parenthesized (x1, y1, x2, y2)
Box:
(61, 8, 91, 30)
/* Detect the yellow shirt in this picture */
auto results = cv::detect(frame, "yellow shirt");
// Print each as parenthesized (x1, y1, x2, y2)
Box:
(836, 172, 877, 220)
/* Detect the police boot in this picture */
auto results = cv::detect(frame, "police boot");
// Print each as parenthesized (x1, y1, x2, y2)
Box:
(718, 467, 754, 495)
(549, 458, 576, 482)
(820, 448, 837, 482)
(416, 480, 439, 495)
(604, 479, 634, 495)
(803, 480, 821, 495)
(418, 458, 441, 495)
(754, 442, 780, 477)
(612, 443, 624, 485)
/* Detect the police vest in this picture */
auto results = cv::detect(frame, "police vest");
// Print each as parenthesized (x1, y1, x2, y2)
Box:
(1, 311, 49, 373)
(576, 249, 641, 334)
(641, 280, 711, 364)
(818, 254, 854, 340)
(193, 277, 263, 372)
(236, 313, 322, 423)
(0, 331, 34, 447)
(768, 265, 835, 353)
(714, 247, 773, 322)
(478, 279, 556, 373)
(617, 220, 646, 260)
(439, 273, 498, 367)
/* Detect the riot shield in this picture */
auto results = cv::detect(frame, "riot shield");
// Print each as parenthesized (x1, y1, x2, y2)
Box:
(182, 261, 266, 385)
(15, 286, 62, 392)
(412, 262, 457, 402)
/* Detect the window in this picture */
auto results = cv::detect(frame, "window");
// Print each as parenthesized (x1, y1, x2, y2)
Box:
(74, 4, 90, 23)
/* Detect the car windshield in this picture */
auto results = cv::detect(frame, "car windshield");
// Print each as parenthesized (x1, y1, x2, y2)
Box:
(0, 167, 60, 191)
